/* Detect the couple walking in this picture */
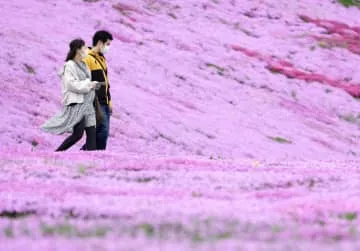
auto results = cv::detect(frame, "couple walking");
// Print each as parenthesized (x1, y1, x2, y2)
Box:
(42, 30, 113, 151)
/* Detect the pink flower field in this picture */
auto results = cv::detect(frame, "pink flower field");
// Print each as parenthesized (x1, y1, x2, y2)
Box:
(1, 0, 360, 250)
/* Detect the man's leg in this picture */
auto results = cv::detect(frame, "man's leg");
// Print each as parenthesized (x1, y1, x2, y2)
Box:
(96, 104, 110, 150)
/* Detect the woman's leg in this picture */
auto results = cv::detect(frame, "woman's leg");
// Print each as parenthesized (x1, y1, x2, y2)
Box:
(56, 118, 85, 152)
(84, 126, 96, 151)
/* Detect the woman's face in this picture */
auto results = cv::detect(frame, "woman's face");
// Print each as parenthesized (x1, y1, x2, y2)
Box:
(78, 45, 88, 59)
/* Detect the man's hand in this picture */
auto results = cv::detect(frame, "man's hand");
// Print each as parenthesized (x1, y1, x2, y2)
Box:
(109, 102, 113, 116)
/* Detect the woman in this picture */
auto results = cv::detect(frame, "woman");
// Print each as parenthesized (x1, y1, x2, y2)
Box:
(42, 39, 100, 151)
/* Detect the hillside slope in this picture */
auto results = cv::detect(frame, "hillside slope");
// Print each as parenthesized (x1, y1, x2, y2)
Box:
(1, 0, 360, 160)
(1, 1, 360, 250)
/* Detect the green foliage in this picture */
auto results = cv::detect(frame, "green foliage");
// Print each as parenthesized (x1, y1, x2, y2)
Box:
(340, 113, 357, 124)
(318, 41, 332, 49)
(135, 177, 157, 183)
(206, 63, 226, 76)
(41, 223, 111, 238)
(268, 136, 292, 144)
(168, 13, 177, 19)
(192, 191, 203, 198)
(341, 212, 358, 221)
(31, 140, 39, 147)
(4, 226, 13, 238)
(78, 164, 87, 175)
(337, 0, 360, 7)
(24, 63, 36, 74)
(0, 210, 35, 219)
(139, 223, 155, 237)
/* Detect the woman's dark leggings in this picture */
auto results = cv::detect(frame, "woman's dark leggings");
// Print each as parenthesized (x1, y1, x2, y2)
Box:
(56, 118, 96, 152)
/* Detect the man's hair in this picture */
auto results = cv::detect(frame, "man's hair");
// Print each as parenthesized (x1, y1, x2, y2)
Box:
(92, 30, 113, 46)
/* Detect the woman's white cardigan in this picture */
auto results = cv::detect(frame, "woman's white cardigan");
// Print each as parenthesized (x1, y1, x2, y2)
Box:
(59, 60, 93, 106)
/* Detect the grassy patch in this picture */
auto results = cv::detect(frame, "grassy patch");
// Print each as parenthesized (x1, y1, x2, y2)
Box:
(24, 63, 36, 74)
(0, 210, 36, 219)
(209, 155, 224, 160)
(135, 177, 157, 183)
(337, 0, 360, 7)
(31, 140, 39, 147)
(348, 150, 357, 156)
(4, 226, 13, 238)
(78, 164, 87, 175)
(158, 133, 177, 144)
(41, 223, 111, 238)
(175, 74, 186, 81)
(138, 223, 155, 237)
(349, 226, 357, 236)
(192, 231, 204, 242)
(268, 136, 292, 144)
(2, 218, 294, 242)
(339, 113, 357, 124)
(33, 220, 234, 241)
(205, 63, 226, 76)
(269, 68, 281, 74)
(310, 45, 317, 51)
(168, 13, 177, 19)
(77, 163, 96, 175)
(271, 225, 283, 233)
(316, 220, 327, 226)
(318, 41, 332, 49)
(214, 231, 233, 240)
(192, 191, 203, 198)
(340, 212, 358, 221)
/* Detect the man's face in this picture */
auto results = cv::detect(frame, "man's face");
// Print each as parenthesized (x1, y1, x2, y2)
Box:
(100, 40, 111, 49)
(100, 40, 112, 54)
(104, 40, 111, 47)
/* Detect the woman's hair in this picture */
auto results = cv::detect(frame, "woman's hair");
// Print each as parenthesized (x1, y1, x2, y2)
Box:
(65, 39, 85, 61)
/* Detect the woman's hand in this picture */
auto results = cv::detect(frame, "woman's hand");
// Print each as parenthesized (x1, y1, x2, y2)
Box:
(91, 81, 106, 90)
(90, 81, 98, 89)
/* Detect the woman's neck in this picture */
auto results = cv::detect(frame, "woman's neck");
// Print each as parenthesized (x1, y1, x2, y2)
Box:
(74, 55, 82, 64)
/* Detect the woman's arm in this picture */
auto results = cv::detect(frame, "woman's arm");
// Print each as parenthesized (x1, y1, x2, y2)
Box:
(63, 63, 94, 94)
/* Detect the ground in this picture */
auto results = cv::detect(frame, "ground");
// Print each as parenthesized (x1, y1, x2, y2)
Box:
(0, 0, 360, 250)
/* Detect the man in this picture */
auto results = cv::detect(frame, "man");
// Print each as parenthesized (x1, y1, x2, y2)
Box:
(84, 30, 113, 150)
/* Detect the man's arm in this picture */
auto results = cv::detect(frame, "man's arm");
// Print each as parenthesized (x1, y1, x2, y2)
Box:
(108, 84, 112, 115)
